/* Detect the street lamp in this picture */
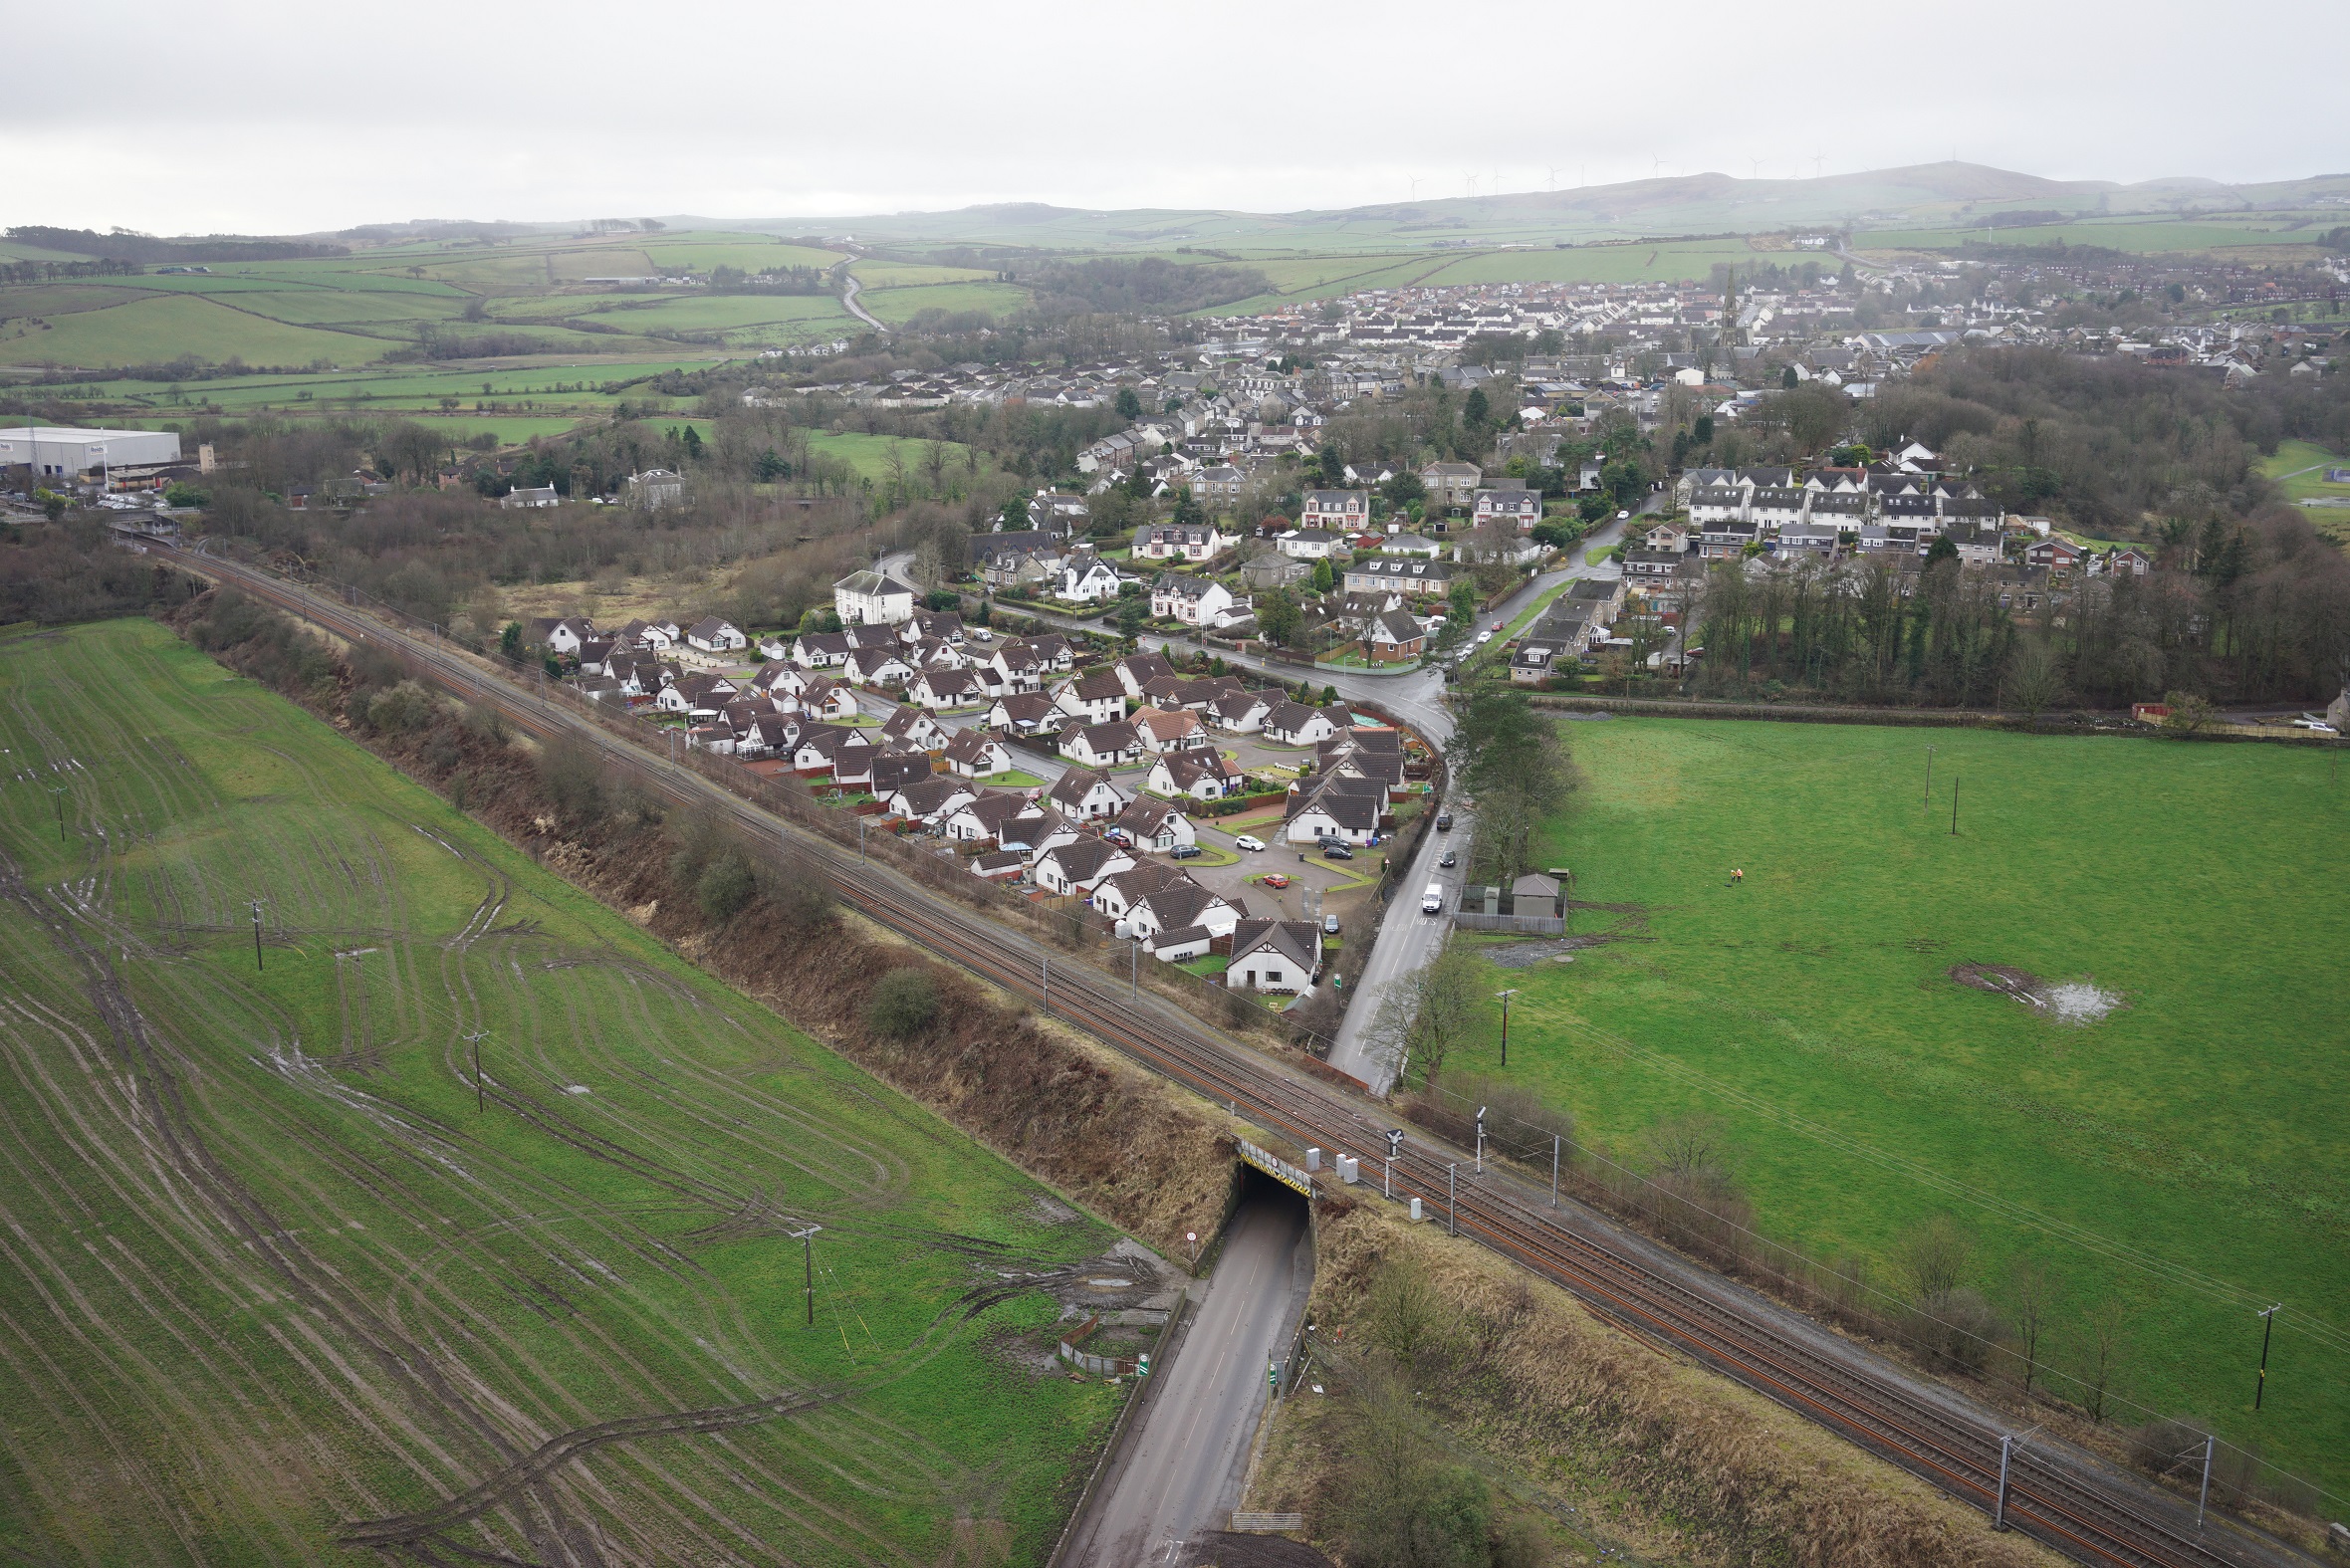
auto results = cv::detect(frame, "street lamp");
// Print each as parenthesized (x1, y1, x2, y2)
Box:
(1495, 988, 1520, 1068)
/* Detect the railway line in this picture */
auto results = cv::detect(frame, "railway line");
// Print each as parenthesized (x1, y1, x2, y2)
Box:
(167, 544, 2315, 1568)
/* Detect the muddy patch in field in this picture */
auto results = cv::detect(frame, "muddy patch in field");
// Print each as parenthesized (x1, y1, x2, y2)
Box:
(1950, 964, 2126, 1025)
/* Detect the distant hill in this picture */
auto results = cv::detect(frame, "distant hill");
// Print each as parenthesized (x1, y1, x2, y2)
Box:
(6, 226, 350, 265)
(698, 161, 2350, 254)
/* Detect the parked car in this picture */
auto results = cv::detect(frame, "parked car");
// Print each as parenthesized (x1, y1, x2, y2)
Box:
(1262, 873, 1292, 889)
(1169, 843, 1202, 859)
(1320, 843, 1354, 861)
(1491, 620, 1504, 632)
(1475, 630, 1493, 645)
(1323, 914, 1341, 935)
(1233, 833, 1266, 852)
(1435, 812, 1454, 831)
(1438, 849, 1458, 869)
(2291, 718, 2339, 734)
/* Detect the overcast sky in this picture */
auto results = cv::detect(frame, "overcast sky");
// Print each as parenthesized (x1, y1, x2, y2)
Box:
(9, 0, 2344, 236)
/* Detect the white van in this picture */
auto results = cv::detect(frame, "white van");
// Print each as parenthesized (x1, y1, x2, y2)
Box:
(1420, 883, 1445, 915)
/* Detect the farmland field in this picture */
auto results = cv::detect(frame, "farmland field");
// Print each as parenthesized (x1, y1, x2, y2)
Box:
(0, 618, 1127, 1564)
(1445, 717, 2349, 1499)
(2259, 440, 2350, 546)
(0, 292, 403, 366)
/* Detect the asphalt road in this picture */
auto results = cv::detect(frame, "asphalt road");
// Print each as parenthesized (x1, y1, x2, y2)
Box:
(1062, 1188, 1312, 1568)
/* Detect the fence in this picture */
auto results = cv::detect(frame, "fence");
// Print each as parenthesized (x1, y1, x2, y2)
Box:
(1452, 911, 1565, 936)
(1057, 1315, 1139, 1377)
(1230, 1513, 1305, 1532)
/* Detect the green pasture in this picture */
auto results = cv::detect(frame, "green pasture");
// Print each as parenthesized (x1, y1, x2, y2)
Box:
(849, 261, 1000, 289)
(0, 619, 1128, 1564)
(859, 281, 1030, 325)
(2259, 440, 2350, 545)
(0, 292, 398, 366)
(1444, 717, 2350, 1500)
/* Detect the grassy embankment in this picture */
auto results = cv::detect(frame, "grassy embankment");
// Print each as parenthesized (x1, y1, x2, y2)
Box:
(0, 618, 1126, 1564)
(1446, 716, 2350, 1501)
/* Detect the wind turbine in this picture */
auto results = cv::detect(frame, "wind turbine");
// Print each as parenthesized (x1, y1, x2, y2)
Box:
(1749, 156, 1762, 180)
(1546, 165, 1558, 189)
(1812, 151, 1826, 180)
(1408, 175, 1421, 201)
(1464, 173, 1480, 198)
(1651, 154, 1664, 180)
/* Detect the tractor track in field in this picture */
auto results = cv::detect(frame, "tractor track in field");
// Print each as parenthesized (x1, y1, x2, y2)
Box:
(1, 628, 1092, 1564)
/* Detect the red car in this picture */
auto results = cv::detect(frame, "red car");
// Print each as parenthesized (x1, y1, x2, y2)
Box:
(1261, 873, 1292, 890)
(1491, 619, 1504, 632)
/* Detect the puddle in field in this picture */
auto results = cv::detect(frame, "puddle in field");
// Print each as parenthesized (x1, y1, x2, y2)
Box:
(1950, 965, 2125, 1026)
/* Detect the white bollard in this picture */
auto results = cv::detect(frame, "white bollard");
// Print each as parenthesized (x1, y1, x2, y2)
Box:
(1303, 1147, 1321, 1173)
(1336, 1154, 1360, 1185)
(1409, 1197, 1424, 1223)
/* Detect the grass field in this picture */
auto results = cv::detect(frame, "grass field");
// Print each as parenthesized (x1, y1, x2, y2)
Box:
(0, 292, 403, 366)
(0, 619, 1128, 1564)
(1854, 215, 2325, 255)
(2258, 440, 2350, 546)
(1447, 717, 2349, 1500)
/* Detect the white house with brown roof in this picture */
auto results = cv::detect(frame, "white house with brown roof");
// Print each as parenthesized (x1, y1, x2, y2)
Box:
(1058, 720, 1144, 770)
(1034, 838, 1136, 897)
(942, 728, 1014, 779)
(1228, 918, 1323, 994)
(1047, 767, 1131, 820)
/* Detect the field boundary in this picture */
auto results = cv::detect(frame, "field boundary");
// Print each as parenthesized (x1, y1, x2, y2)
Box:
(1527, 691, 2349, 746)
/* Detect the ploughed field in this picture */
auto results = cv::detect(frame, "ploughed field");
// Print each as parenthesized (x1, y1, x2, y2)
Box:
(0, 618, 1122, 1565)
(1456, 716, 2350, 1501)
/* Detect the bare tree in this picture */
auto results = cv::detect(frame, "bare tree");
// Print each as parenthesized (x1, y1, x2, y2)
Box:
(1366, 935, 1488, 1087)
(2076, 1297, 2129, 1425)
(1895, 1214, 1975, 1305)
(2008, 1255, 2052, 1396)
(2004, 636, 2064, 724)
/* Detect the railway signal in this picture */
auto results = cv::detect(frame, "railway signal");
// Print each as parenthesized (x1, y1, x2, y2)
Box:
(1495, 989, 1519, 1067)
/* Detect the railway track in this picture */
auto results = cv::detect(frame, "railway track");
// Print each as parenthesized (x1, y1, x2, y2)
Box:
(167, 545, 2315, 1568)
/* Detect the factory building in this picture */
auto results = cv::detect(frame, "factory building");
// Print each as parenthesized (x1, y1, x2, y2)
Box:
(0, 426, 183, 481)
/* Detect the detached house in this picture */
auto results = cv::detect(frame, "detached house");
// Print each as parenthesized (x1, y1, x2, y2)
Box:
(1263, 701, 1341, 747)
(1048, 767, 1131, 821)
(1286, 782, 1381, 845)
(1300, 490, 1371, 532)
(1227, 918, 1323, 994)
(833, 569, 919, 626)
(910, 667, 987, 711)
(845, 644, 914, 688)
(1472, 487, 1542, 531)
(1135, 524, 1234, 562)
(1148, 749, 1247, 801)
(685, 617, 748, 654)
(1111, 795, 1197, 853)
(1059, 719, 1144, 770)
(1420, 462, 1482, 508)
(987, 689, 1061, 735)
(1053, 669, 1130, 727)
(942, 727, 1014, 779)
(1151, 574, 1245, 627)
(1365, 608, 1425, 661)
(1034, 839, 1137, 898)
(531, 616, 597, 656)
(1342, 557, 1463, 598)
(1132, 705, 1210, 753)
(1205, 688, 1274, 734)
